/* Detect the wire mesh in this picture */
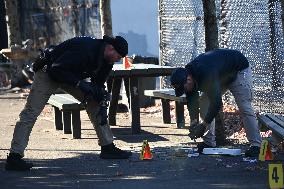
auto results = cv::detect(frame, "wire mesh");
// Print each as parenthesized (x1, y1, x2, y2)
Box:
(159, 0, 284, 113)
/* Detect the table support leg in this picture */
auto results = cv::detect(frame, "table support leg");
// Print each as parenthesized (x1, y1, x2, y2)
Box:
(109, 78, 122, 125)
(175, 102, 185, 128)
(161, 99, 171, 123)
(63, 111, 72, 134)
(54, 107, 63, 130)
(129, 77, 141, 134)
(72, 110, 81, 139)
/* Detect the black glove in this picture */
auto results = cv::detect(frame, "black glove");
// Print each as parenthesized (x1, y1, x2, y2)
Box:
(188, 122, 207, 140)
(77, 80, 93, 94)
(77, 81, 104, 102)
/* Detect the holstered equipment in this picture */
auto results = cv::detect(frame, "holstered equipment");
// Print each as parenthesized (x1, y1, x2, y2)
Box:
(98, 90, 111, 126)
(32, 48, 52, 72)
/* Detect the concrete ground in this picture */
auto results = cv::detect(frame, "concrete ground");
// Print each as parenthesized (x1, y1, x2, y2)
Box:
(0, 92, 274, 189)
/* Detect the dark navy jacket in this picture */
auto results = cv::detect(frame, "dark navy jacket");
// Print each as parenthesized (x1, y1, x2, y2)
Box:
(185, 49, 249, 124)
(47, 36, 113, 87)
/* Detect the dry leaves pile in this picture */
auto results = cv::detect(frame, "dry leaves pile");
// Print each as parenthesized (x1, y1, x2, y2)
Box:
(141, 101, 272, 141)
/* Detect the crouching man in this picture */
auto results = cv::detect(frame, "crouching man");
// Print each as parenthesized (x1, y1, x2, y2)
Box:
(170, 49, 262, 157)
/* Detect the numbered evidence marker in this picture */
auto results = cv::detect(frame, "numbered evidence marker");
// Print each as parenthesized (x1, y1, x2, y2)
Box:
(259, 140, 268, 161)
(259, 140, 273, 161)
(139, 140, 147, 160)
(139, 140, 153, 160)
(269, 164, 283, 189)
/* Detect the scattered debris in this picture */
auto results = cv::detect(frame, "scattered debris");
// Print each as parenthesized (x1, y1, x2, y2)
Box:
(115, 171, 123, 177)
(174, 147, 194, 157)
(216, 158, 223, 162)
(245, 165, 267, 171)
(187, 153, 199, 157)
(196, 167, 207, 172)
(242, 157, 258, 163)
(0, 70, 10, 89)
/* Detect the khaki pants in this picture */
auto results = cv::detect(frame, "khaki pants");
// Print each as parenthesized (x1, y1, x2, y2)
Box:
(10, 71, 114, 156)
(201, 67, 262, 147)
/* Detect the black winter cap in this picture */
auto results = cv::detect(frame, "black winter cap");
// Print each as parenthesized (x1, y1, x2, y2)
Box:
(170, 68, 188, 97)
(103, 35, 128, 57)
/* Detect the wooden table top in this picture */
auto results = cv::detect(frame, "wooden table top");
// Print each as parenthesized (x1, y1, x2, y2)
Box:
(110, 63, 176, 77)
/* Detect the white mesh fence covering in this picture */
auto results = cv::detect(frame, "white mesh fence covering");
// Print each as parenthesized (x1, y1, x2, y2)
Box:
(159, 0, 284, 113)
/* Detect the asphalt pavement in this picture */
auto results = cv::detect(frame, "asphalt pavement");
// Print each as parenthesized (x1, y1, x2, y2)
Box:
(0, 93, 273, 189)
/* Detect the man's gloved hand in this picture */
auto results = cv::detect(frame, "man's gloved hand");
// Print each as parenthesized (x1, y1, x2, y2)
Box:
(188, 122, 208, 140)
(76, 80, 104, 102)
(76, 80, 93, 94)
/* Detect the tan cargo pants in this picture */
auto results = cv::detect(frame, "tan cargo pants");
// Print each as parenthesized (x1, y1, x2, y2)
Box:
(10, 70, 114, 156)
(201, 67, 262, 147)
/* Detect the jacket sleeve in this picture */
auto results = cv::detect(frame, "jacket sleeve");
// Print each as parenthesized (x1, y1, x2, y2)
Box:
(203, 78, 223, 124)
(186, 90, 200, 123)
(47, 51, 88, 86)
(90, 61, 113, 87)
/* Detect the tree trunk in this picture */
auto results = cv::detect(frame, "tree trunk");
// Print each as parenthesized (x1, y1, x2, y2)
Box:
(4, 0, 21, 46)
(100, 0, 113, 92)
(220, 0, 229, 48)
(202, 0, 219, 51)
(4, 0, 27, 87)
(100, 0, 113, 37)
(71, 0, 80, 37)
(0, 0, 8, 49)
(268, 0, 281, 89)
(202, 0, 226, 146)
(0, 0, 8, 61)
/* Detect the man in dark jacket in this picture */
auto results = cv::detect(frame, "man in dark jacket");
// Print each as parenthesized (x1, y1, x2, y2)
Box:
(170, 49, 262, 157)
(5, 35, 132, 171)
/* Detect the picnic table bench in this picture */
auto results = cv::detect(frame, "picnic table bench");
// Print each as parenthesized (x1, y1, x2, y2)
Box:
(258, 113, 284, 139)
(48, 94, 85, 139)
(144, 89, 187, 128)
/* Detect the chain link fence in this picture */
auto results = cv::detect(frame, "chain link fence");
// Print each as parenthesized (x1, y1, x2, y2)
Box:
(159, 0, 284, 113)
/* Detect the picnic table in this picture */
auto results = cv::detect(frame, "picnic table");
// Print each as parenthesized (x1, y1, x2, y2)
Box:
(108, 63, 176, 134)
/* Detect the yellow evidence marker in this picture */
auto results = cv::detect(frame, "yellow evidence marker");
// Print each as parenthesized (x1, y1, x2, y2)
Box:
(259, 140, 273, 161)
(269, 164, 283, 189)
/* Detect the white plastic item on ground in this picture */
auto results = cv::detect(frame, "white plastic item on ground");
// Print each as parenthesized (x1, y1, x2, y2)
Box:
(202, 148, 241, 156)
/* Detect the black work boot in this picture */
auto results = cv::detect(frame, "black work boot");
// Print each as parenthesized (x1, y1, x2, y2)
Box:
(100, 143, 132, 159)
(5, 153, 33, 171)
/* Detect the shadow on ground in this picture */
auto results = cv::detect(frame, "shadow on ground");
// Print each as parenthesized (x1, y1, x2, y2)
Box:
(0, 146, 269, 189)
